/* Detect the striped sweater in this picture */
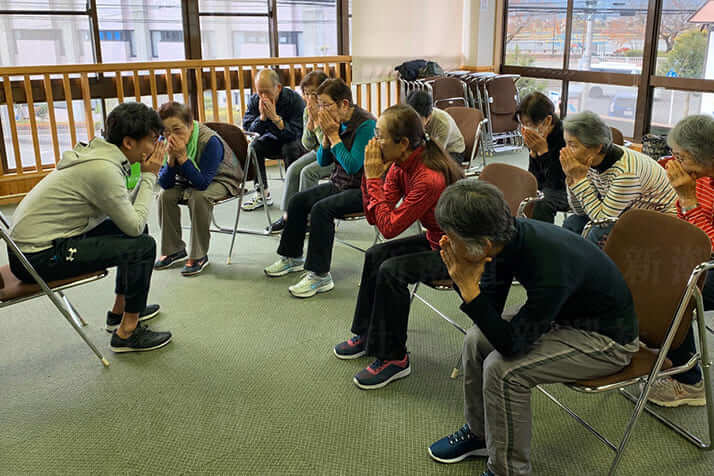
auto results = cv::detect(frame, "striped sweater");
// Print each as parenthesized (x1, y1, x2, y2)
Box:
(567, 145, 677, 220)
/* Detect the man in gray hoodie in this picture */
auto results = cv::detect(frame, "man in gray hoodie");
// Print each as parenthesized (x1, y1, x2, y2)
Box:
(9, 102, 172, 353)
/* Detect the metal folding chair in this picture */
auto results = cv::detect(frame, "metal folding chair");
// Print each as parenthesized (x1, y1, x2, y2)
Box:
(174, 123, 275, 264)
(444, 106, 489, 176)
(536, 209, 714, 475)
(0, 211, 110, 367)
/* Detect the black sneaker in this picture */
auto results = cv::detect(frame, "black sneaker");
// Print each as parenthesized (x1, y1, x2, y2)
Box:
(105, 304, 161, 333)
(428, 424, 488, 463)
(154, 249, 188, 269)
(334, 335, 367, 359)
(267, 216, 286, 234)
(110, 325, 172, 353)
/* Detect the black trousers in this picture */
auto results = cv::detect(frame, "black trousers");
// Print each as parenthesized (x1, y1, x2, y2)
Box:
(251, 135, 305, 188)
(350, 234, 451, 360)
(531, 187, 569, 224)
(8, 220, 156, 314)
(278, 182, 363, 274)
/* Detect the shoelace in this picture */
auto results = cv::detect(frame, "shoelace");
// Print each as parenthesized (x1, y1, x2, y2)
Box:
(448, 425, 474, 445)
(368, 359, 386, 371)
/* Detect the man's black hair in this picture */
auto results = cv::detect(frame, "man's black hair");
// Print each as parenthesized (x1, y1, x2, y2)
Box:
(104, 102, 163, 147)
(406, 89, 434, 119)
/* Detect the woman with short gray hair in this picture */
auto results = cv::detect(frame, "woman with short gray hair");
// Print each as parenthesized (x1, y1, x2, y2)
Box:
(649, 114, 714, 408)
(559, 111, 677, 245)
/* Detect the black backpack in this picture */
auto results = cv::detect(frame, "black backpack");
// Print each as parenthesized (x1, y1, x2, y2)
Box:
(395, 59, 444, 81)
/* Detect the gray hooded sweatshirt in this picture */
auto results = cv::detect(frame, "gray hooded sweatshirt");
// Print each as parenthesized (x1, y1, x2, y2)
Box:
(10, 137, 157, 253)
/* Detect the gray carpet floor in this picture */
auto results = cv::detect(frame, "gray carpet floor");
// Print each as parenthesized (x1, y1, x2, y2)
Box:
(2, 151, 714, 475)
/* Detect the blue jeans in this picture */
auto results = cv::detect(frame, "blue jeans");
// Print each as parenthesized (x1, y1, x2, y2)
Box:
(562, 214, 615, 247)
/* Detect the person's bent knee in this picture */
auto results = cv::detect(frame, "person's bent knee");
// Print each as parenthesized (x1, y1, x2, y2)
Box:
(159, 188, 182, 205)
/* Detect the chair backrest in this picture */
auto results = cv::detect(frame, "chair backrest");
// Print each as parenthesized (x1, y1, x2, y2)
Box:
(479, 163, 538, 217)
(485, 76, 520, 133)
(603, 209, 711, 350)
(445, 106, 484, 164)
(610, 127, 625, 146)
(204, 122, 249, 182)
(426, 77, 468, 105)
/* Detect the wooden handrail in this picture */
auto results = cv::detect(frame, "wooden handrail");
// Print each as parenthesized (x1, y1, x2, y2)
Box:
(0, 55, 406, 201)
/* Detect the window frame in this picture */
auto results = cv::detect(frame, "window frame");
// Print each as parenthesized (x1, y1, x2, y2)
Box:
(500, 0, 714, 140)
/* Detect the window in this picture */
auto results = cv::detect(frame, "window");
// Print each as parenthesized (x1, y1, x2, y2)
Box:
(505, 0, 567, 69)
(568, 0, 648, 73)
(97, 0, 184, 62)
(0, 15, 93, 66)
(199, 0, 271, 59)
(656, 0, 709, 80)
(277, 0, 338, 57)
(502, 0, 714, 138)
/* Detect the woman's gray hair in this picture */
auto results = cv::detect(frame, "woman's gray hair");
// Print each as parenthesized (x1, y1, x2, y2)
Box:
(667, 115, 714, 167)
(435, 179, 516, 255)
(563, 111, 612, 149)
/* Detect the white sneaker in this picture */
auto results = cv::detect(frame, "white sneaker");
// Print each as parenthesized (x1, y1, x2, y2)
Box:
(645, 377, 706, 407)
(264, 256, 305, 277)
(288, 272, 334, 298)
(242, 190, 273, 211)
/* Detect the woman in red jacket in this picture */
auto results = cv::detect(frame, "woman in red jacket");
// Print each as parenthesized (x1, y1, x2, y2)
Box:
(334, 104, 464, 390)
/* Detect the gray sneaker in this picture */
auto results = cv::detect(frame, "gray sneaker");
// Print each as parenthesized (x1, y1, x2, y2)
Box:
(646, 377, 706, 407)
(288, 272, 334, 298)
(264, 256, 305, 277)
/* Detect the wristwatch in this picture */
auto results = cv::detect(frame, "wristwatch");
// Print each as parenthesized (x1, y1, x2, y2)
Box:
(681, 202, 699, 214)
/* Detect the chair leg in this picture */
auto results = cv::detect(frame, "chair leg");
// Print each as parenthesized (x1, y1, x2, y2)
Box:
(58, 290, 87, 327)
(226, 200, 241, 265)
(410, 282, 420, 304)
(253, 153, 274, 231)
(450, 351, 463, 379)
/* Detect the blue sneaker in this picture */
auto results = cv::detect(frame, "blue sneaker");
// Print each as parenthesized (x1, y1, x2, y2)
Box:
(181, 256, 209, 277)
(353, 354, 411, 390)
(428, 423, 488, 463)
(334, 335, 367, 360)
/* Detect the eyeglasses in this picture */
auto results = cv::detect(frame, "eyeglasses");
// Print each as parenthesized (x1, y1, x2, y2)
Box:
(318, 101, 337, 109)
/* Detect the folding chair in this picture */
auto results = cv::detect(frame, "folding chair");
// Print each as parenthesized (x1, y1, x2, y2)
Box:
(536, 209, 714, 475)
(410, 165, 543, 377)
(173, 123, 274, 265)
(335, 212, 382, 253)
(611, 126, 625, 146)
(423, 77, 470, 110)
(0, 211, 110, 367)
(444, 106, 488, 176)
(483, 75, 523, 154)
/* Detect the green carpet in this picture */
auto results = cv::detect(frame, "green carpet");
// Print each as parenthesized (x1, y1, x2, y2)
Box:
(2, 153, 714, 475)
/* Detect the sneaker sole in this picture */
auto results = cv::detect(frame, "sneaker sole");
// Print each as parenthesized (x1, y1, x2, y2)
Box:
(333, 347, 367, 360)
(427, 447, 489, 464)
(648, 396, 707, 408)
(289, 280, 335, 298)
(110, 335, 172, 353)
(181, 261, 210, 277)
(105, 308, 161, 333)
(264, 264, 305, 277)
(353, 366, 411, 390)
(154, 255, 188, 270)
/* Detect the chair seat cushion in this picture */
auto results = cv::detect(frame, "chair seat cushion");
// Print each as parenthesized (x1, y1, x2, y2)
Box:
(0, 265, 107, 302)
(573, 346, 673, 388)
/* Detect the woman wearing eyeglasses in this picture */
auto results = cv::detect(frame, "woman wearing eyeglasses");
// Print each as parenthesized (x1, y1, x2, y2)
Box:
(264, 78, 376, 298)
(333, 104, 465, 390)
(516, 92, 568, 223)
(267, 71, 335, 234)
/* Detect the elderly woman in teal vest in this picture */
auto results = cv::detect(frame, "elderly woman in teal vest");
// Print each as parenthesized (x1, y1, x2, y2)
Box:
(153, 101, 241, 276)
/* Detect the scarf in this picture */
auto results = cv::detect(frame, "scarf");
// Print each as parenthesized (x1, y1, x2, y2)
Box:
(126, 121, 200, 189)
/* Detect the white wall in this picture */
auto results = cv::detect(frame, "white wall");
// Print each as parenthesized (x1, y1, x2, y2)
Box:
(351, 0, 466, 83)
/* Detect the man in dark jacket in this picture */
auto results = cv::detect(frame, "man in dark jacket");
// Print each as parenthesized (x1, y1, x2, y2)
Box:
(241, 68, 305, 210)
(427, 179, 639, 476)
